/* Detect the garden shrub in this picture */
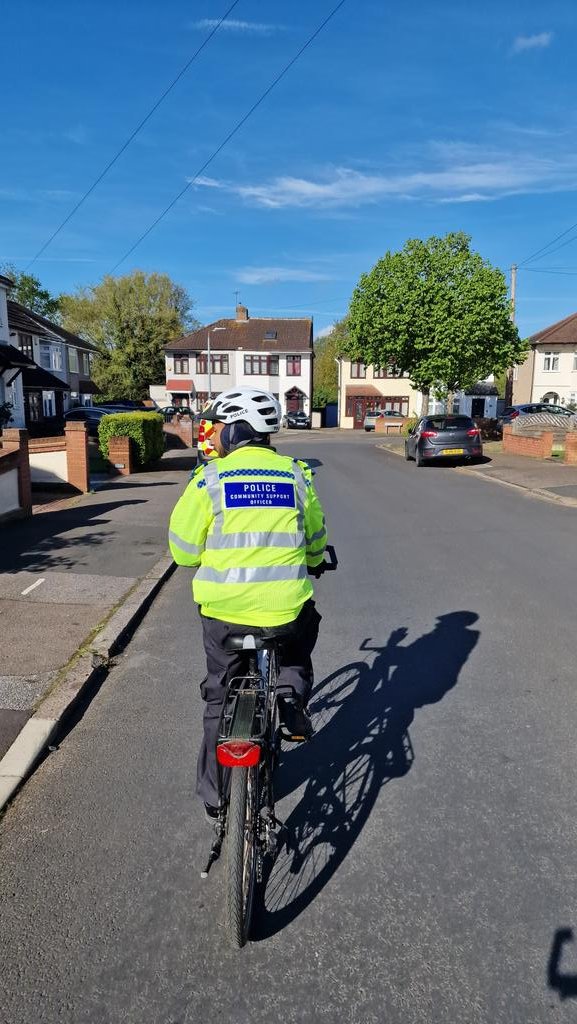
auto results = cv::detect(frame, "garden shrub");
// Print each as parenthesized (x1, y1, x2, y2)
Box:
(98, 412, 165, 466)
(401, 416, 418, 437)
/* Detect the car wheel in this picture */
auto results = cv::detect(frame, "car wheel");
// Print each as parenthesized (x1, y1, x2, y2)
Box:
(415, 450, 426, 468)
(404, 443, 411, 461)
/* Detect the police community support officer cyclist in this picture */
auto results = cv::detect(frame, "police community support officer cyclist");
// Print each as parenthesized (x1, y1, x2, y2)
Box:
(168, 386, 327, 818)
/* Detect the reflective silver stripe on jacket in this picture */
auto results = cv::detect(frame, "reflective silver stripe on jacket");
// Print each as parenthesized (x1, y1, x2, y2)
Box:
(168, 531, 203, 556)
(195, 564, 308, 584)
(203, 461, 222, 516)
(306, 526, 326, 546)
(205, 531, 305, 550)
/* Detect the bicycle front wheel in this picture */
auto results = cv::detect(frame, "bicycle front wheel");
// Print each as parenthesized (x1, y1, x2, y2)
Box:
(226, 765, 259, 948)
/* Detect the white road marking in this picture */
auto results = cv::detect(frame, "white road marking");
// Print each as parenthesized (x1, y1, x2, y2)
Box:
(21, 578, 46, 596)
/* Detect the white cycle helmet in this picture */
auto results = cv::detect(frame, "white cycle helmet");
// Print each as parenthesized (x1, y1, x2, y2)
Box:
(202, 386, 281, 434)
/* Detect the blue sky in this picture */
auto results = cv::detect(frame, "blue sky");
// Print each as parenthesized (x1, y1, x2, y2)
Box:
(3, 0, 577, 338)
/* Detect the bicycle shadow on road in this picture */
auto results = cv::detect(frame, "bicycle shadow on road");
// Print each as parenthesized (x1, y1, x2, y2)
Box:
(253, 610, 480, 941)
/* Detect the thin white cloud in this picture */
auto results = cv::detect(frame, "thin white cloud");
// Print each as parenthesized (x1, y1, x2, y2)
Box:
(63, 125, 88, 145)
(236, 266, 333, 285)
(195, 148, 577, 208)
(512, 31, 553, 54)
(191, 18, 283, 35)
(315, 324, 335, 338)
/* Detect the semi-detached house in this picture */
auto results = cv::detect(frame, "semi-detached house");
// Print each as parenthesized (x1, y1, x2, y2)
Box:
(513, 311, 577, 407)
(163, 305, 313, 417)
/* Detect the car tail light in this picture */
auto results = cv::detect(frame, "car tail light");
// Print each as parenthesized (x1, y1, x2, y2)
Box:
(216, 740, 261, 768)
(510, 410, 519, 419)
(467, 428, 480, 436)
(420, 430, 438, 438)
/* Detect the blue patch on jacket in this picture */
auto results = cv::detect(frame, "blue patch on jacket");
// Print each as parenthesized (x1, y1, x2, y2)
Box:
(224, 481, 296, 509)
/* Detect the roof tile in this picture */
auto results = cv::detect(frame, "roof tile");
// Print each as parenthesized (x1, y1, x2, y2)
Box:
(165, 316, 313, 353)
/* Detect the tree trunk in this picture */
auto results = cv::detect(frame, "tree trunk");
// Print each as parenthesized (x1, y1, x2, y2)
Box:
(446, 390, 454, 415)
(420, 388, 430, 417)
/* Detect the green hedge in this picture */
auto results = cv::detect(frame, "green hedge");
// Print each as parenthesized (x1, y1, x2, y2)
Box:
(98, 412, 165, 466)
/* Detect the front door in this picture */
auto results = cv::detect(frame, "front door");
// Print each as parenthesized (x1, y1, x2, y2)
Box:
(471, 398, 485, 418)
(353, 399, 365, 429)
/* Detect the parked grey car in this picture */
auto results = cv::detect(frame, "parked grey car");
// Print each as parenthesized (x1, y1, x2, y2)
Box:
(363, 409, 404, 431)
(405, 415, 483, 467)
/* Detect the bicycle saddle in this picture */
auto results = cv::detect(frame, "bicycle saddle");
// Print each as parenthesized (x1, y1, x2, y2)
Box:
(224, 629, 291, 651)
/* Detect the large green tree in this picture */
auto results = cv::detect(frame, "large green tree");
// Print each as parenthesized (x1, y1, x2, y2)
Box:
(348, 232, 527, 415)
(1, 265, 61, 319)
(60, 271, 198, 401)
(313, 317, 349, 407)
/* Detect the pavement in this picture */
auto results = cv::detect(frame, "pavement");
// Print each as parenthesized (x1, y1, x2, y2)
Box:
(3, 433, 577, 1021)
(0, 448, 194, 766)
(377, 433, 577, 505)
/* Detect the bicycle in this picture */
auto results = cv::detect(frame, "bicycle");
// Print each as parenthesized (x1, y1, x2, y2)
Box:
(200, 545, 337, 949)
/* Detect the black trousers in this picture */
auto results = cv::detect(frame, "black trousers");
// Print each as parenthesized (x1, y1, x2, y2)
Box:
(196, 600, 321, 806)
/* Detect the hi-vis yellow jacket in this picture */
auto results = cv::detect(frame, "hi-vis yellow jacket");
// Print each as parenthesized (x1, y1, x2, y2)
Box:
(168, 445, 327, 626)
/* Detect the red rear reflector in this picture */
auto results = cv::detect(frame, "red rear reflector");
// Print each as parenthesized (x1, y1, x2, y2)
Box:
(510, 411, 519, 418)
(420, 430, 438, 438)
(216, 741, 261, 768)
(467, 428, 480, 436)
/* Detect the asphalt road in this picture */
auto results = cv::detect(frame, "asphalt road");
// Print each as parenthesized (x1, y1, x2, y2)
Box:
(2, 434, 577, 1023)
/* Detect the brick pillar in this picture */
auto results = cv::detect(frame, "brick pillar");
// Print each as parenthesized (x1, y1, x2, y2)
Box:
(540, 431, 554, 458)
(65, 421, 90, 492)
(108, 435, 134, 476)
(565, 432, 577, 464)
(503, 425, 512, 452)
(1, 428, 32, 514)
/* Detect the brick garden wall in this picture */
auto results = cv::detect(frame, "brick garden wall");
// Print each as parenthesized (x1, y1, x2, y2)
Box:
(503, 426, 554, 459)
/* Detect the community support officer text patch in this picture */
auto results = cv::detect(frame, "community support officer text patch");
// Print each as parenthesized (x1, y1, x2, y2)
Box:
(224, 481, 296, 509)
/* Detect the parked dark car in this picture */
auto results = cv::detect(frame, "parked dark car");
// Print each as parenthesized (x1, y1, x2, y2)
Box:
(405, 415, 483, 467)
(64, 406, 113, 437)
(282, 410, 310, 429)
(161, 405, 193, 422)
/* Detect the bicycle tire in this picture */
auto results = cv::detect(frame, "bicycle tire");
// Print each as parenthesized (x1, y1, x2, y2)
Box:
(226, 765, 258, 948)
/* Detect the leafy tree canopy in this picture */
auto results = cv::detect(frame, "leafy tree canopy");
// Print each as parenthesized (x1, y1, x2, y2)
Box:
(1, 265, 61, 319)
(313, 317, 349, 407)
(348, 232, 527, 413)
(60, 271, 198, 401)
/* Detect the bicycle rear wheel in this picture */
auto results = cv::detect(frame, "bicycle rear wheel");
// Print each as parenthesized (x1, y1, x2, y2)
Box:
(226, 765, 259, 948)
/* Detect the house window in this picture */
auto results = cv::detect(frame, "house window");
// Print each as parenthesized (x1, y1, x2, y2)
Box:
(39, 343, 51, 369)
(211, 354, 229, 375)
(174, 356, 190, 374)
(264, 330, 277, 340)
(81, 352, 91, 376)
(286, 355, 301, 376)
(52, 347, 63, 371)
(573, 353, 577, 371)
(512, 365, 519, 381)
(18, 333, 34, 360)
(68, 347, 79, 373)
(374, 365, 404, 378)
(350, 361, 366, 379)
(244, 355, 278, 375)
(543, 352, 559, 372)
(196, 354, 229, 374)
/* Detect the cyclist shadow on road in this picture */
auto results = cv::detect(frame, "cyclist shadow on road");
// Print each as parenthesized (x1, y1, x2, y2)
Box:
(253, 610, 480, 941)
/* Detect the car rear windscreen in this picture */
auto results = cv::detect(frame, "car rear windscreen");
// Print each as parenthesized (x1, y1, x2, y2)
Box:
(425, 416, 474, 431)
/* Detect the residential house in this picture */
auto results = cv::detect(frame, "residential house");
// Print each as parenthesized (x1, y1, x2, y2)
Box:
(163, 305, 313, 416)
(0, 276, 27, 428)
(338, 357, 499, 428)
(513, 312, 577, 407)
(7, 301, 98, 429)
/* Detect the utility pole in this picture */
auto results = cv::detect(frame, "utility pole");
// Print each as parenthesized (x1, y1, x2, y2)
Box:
(505, 264, 517, 406)
(510, 264, 517, 322)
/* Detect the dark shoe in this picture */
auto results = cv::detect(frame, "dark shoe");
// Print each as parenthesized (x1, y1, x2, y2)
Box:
(278, 696, 313, 741)
(204, 802, 220, 824)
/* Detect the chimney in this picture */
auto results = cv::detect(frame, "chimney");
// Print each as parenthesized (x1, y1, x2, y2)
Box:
(236, 304, 249, 321)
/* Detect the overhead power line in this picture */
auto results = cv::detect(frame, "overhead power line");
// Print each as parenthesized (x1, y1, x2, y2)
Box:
(518, 218, 577, 268)
(25, 0, 242, 270)
(110, 0, 348, 272)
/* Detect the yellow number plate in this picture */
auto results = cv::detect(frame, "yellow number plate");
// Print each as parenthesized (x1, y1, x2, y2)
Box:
(443, 448, 464, 456)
